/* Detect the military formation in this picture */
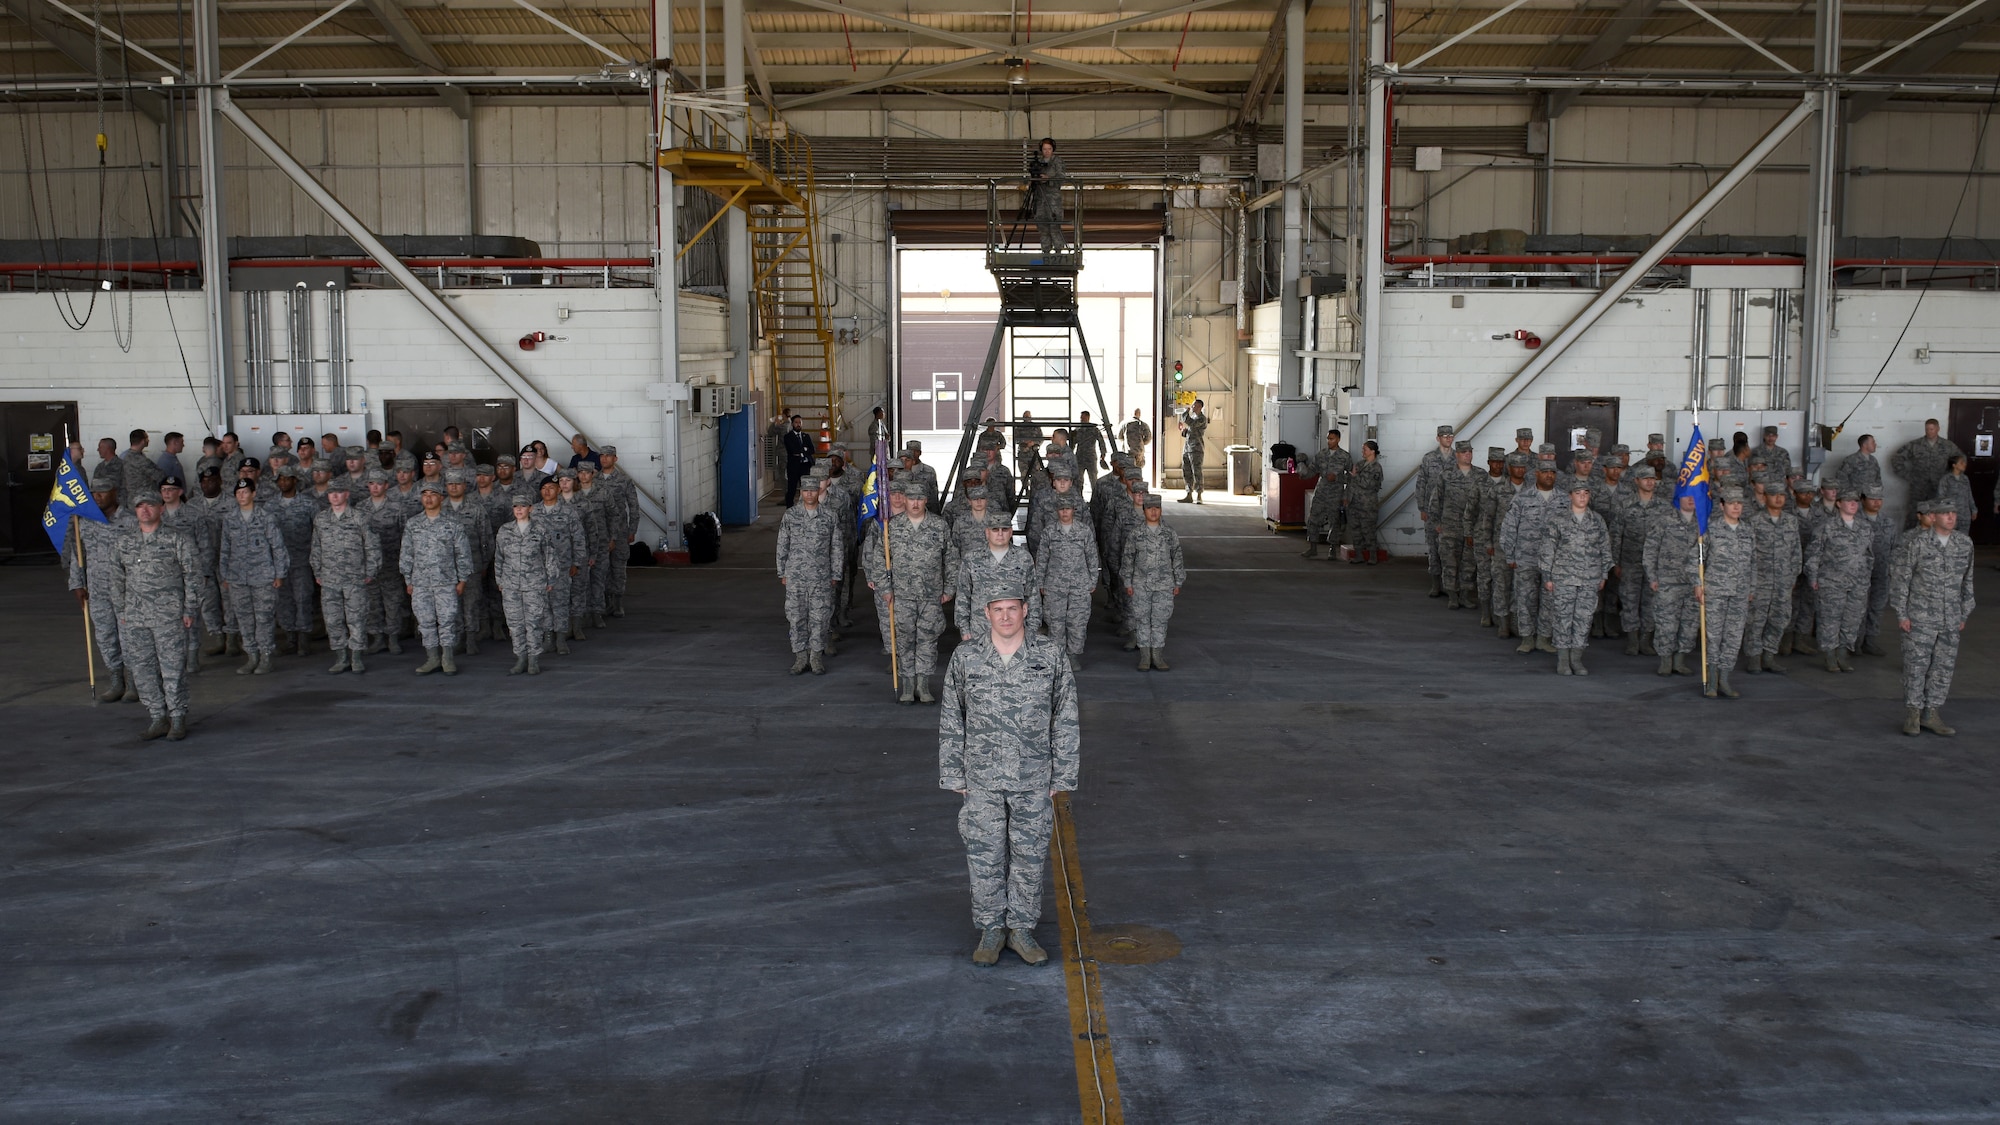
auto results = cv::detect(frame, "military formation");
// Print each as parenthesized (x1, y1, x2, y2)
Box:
(65, 429, 647, 742)
(1408, 421, 1979, 733)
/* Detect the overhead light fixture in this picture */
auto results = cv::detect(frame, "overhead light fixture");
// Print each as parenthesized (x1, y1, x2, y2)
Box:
(1005, 57, 1027, 86)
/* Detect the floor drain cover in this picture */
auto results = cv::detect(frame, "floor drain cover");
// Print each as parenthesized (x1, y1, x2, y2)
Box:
(1088, 924, 1182, 964)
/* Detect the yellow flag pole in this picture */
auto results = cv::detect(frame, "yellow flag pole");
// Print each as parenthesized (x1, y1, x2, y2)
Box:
(883, 509, 899, 692)
(62, 424, 98, 699)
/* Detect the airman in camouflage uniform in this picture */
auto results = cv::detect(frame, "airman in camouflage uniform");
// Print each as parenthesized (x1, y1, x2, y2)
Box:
(958, 512, 1038, 643)
(1347, 442, 1383, 563)
(559, 469, 604, 638)
(859, 487, 906, 659)
(1784, 481, 1824, 655)
(1807, 490, 1875, 672)
(862, 480, 960, 704)
(1122, 411, 1151, 459)
(776, 471, 844, 674)
(939, 578, 1080, 968)
(1121, 493, 1186, 671)
(1430, 441, 1484, 609)
(1032, 493, 1099, 669)
(1469, 447, 1509, 625)
(269, 467, 320, 656)
(359, 470, 409, 654)
(120, 430, 165, 501)
(400, 480, 474, 675)
(310, 481, 382, 675)
(157, 475, 220, 673)
(531, 476, 585, 655)
(1833, 434, 1882, 496)
(601, 448, 644, 617)
(1696, 490, 1756, 698)
(218, 478, 289, 674)
(1610, 466, 1665, 655)
(68, 466, 137, 699)
(1500, 454, 1561, 655)
(494, 494, 560, 675)
(1026, 462, 1089, 559)
(1297, 430, 1353, 559)
(576, 462, 619, 626)
(1481, 451, 1529, 632)
(1860, 485, 1898, 654)
(1540, 482, 1612, 675)
(1742, 485, 1803, 675)
(442, 468, 493, 654)
(899, 442, 941, 510)
(1888, 498, 1976, 735)
(1889, 420, 1963, 522)
(1644, 493, 1703, 676)
(109, 490, 200, 740)
(1416, 425, 1456, 594)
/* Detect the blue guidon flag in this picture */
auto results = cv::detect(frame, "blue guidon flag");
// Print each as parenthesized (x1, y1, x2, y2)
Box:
(43, 451, 109, 551)
(857, 443, 887, 534)
(1673, 423, 1711, 535)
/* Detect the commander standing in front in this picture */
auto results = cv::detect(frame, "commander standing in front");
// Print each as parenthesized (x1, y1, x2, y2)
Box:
(939, 579, 1080, 968)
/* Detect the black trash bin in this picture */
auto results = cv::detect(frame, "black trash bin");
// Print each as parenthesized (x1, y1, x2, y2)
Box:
(687, 512, 721, 565)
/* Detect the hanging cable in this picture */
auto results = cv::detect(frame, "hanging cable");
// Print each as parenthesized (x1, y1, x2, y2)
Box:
(1833, 74, 2000, 434)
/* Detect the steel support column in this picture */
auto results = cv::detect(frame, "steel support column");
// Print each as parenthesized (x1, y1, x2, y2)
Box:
(1278, 0, 1305, 398)
(1375, 93, 1821, 522)
(217, 95, 679, 536)
(1357, 0, 1388, 436)
(654, 0, 684, 545)
(724, 0, 751, 397)
(194, 0, 232, 431)
(1802, 0, 1842, 462)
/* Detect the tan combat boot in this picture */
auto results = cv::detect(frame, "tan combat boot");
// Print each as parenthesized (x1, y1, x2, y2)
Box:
(1902, 708, 1922, 736)
(1006, 929, 1050, 966)
(1921, 709, 1955, 736)
(973, 927, 1005, 966)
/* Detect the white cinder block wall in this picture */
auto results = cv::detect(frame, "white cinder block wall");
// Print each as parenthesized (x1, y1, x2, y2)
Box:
(0, 288, 727, 546)
(1357, 287, 2000, 553)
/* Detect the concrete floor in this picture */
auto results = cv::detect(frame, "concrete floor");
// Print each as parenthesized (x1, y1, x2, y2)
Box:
(1, 497, 1995, 1123)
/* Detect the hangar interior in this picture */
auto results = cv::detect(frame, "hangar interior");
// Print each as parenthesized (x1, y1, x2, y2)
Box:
(0, 0, 1996, 1118)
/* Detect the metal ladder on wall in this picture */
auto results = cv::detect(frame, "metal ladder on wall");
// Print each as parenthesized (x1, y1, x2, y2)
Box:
(658, 115, 840, 436)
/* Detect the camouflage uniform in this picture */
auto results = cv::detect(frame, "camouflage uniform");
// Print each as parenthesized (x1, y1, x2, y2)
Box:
(1702, 514, 1758, 688)
(1610, 491, 1666, 640)
(1347, 458, 1383, 556)
(121, 447, 164, 502)
(597, 452, 641, 612)
(1480, 460, 1526, 627)
(1119, 507, 1187, 649)
(1500, 485, 1562, 645)
(1122, 417, 1151, 458)
(217, 498, 290, 656)
(66, 498, 136, 679)
(1178, 408, 1209, 500)
(1430, 456, 1485, 606)
(493, 512, 560, 661)
(269, 487, 320, 638)
(775, 491, 844, 655)
(1886, 510, 1976, 716)
(1644, 508, 1703, 664)
(1890, 434, 1964, 518)
(861, 502, 960, 683)
(1032, 500, 1100, 659)
(1298, 444, 1353, 550)
(577, 480, 617, 618)
(159, 499, 220, 669)
(563, 483, 608, 626)
(859, 515, 894, 655)
(531, 496, 585, 639)
(1862, 504, 1900, 646)
(1936, 472, 1976, 529)
(1538, 503, 1612, 652)
(1833, 450, 1882, 495)
(361, 483, 410, 645)
(309, 499, 382, 656)
(938, 622, 1080, 932)
(1807, 511, 1875, 657)
(399, 502, 475, 651)
(1744, 506, 1803, 664)
(1790, 493, 1827, 649)
(1416, 429, 1454, 582)
(443, 482, 493, 646)
(957, 515, 1038, 643)
(108, 519, 200, 722)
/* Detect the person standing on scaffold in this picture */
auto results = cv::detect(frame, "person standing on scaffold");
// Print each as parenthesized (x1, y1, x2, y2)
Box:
(1028, 138, 1067, 254)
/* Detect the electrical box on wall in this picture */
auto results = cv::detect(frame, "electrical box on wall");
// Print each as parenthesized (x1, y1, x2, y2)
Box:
(689, 385, 741, 417)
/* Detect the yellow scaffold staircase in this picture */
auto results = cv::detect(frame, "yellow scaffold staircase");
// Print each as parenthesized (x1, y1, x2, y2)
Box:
(658, 116, 840, 437)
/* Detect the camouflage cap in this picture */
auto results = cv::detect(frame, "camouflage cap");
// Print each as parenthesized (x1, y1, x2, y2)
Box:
(1567, 480, 1593, 494)
(326, 479, 353, 494)
(965, 485, 988, 500)
(1861, 484, 1884, 500)
(510, 492, 536, 508)
(1436, 424, 1455, 437)
(1609, 444, 1630, 457)
(1837, 488, 1862, 502)
(1718, 487, 1747, 504)
(903, 439, 923, 453)
(1536, 442, 1557, 456)
(310, 462, 333, 476)
(556, 467, 579, 481)
(1049, 461, 1074, 479)
(983, 511, 1012, 530)
(444, 468, 472, 485)
(1763, 424, 1779, 436)
(395, 453, 417, 468)
(983, 577, 1028, 605)
(1453, 440, 1473, 453)
(1583, 428, 1602, 444)
(1648, 433, 1665, 445)
(196, 454, 224, 471)
(1632, 465, 1657, 481)
(1708, 438, 1727, 450)
(576, 461, 597, 474)
(1128, 480, 1150, 494)
(1054, 493, 1078, 511)
(599, 444, 618, 456)
(495, 454, 518, 467)
(1142, 493, 1163, 508)
(1486, 446, 1506, 461)
(132, 488, 163, 506)
(887, 478, 909, 495)
(798, 474, 822, 491)
(1917, 497, 1952, 514)
(474, 462, 496, 477)
(276, 465, 302, 479)
(365, 468, 392, 484)
(266, 452, 295, 467)
(446, 442, 467, 453)
(344, 446, 366, 460)
(1792, 481, 1817, 496)
(1504, 452, 1531, 468)
(419, 479, 445, 494)
(1515, 428, 1534, 440)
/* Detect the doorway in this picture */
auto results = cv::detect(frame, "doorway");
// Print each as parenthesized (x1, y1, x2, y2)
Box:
(1948, 398, 1998, 545)
(1545, 397, 1620, 474)
(0, 400, 80, 556)
(383, 400, 520, 468)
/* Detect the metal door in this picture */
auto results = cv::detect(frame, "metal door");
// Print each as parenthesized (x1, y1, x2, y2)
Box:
(1543, 397, 1619, 473)
(1948, 398, 1999, 545)
(383, 400, 519, 468)
(1, 400, 80, 555)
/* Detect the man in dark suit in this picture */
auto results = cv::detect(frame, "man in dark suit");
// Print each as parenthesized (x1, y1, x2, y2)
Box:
(782, 415, 815, 507)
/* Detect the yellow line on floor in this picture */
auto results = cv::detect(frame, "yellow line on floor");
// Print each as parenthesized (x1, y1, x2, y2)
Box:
(1052, 792, 1124, 1125)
